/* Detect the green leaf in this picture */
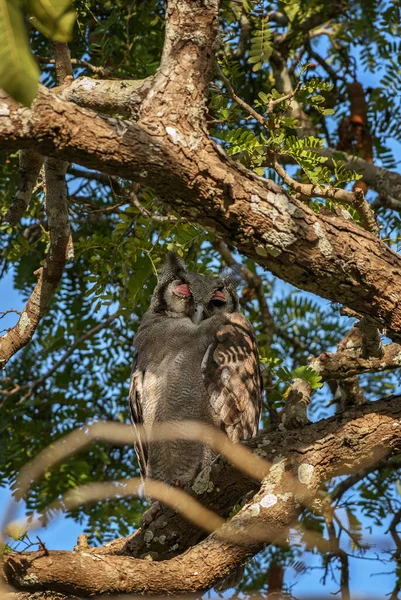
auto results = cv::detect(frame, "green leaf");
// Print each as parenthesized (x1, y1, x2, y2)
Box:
(0, 0, 39, 106)
(291, 366, 323, 389)
(25, 0, 76, 42)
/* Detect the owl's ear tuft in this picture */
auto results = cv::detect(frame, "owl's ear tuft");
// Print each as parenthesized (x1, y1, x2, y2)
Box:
(159, 251, 187, 282)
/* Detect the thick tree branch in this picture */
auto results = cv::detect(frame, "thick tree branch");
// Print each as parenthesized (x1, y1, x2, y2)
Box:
(4, 395, 401, 595)
(2, 0, 401, 352)
(59, 76, 153, 118)
(2, 85, 401, 341)
(309, 339, 400, 380)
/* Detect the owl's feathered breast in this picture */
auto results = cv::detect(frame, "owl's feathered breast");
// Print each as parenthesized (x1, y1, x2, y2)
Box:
(129, 311, 262, 483)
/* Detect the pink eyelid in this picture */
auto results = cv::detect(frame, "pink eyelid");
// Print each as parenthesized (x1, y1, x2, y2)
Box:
(213, 290, 226, 300)
(174, 283, 191, 297)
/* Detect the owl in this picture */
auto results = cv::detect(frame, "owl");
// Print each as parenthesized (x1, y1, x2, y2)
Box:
(129, 251, 262, 488)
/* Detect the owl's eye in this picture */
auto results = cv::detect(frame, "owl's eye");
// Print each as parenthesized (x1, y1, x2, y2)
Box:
(173, 283, 191, 297)
(211, 290, 226, 306)
(213, 290, 226, 301)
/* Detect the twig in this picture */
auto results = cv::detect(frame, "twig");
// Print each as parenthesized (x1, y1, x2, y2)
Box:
(0, 309, 22, 320)
(0, 313, 120, 398)
(37, 56, 109, 77)
(304, 36, 340, 84)
(129, 186, 178, 223)
(333, 513, 369, 551)
(331, 456, 401, 502)
(215, 61, 302, 126)
(322, 504, 351, 600)
(214, 61, 266, 125)
(71, 195, 126, 214)
(28, 312, 120, 392)
(272, 158, 379, 236)
(68, 166, 125, 196)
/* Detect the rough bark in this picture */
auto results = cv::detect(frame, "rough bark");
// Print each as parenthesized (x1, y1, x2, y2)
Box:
(3, 149, 43, 225)
(2, 85, 401, 341)
(3, 395, 401, 596)
(59, 76, 153, 117)
(310, 342, 401, 380)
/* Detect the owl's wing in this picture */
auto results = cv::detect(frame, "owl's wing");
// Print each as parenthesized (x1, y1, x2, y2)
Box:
(201, 313, 263, 443)
(129, 356, 148, 479)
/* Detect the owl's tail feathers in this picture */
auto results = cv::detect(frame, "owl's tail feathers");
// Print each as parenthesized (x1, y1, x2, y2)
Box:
(214, 564, 245, 592)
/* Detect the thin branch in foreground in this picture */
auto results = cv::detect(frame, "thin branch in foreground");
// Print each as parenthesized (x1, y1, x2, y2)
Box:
(272, 158, 379, 236)
(1, 419, 272, 536)
(3, 395, 401, 597)
(5, 478, 225, 543)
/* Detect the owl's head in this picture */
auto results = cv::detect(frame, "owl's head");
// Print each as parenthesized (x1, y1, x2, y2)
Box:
(150, 252, 239, 323)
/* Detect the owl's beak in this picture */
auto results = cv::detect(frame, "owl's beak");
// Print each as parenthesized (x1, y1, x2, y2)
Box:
(192, 304, 205, 325)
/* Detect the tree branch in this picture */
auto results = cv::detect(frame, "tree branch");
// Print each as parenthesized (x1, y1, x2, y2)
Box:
(272, 158, 379, 236)
(2, 86, 401, 342)
(317, 148, 401, 206)
(0, 154, 73, 368)
(3, 150, 43, 226)
(309, 339, 400, 381)
(4, 395, 401, 595)
(59, 76, 153, 117)
(2, 0, 401, 350)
